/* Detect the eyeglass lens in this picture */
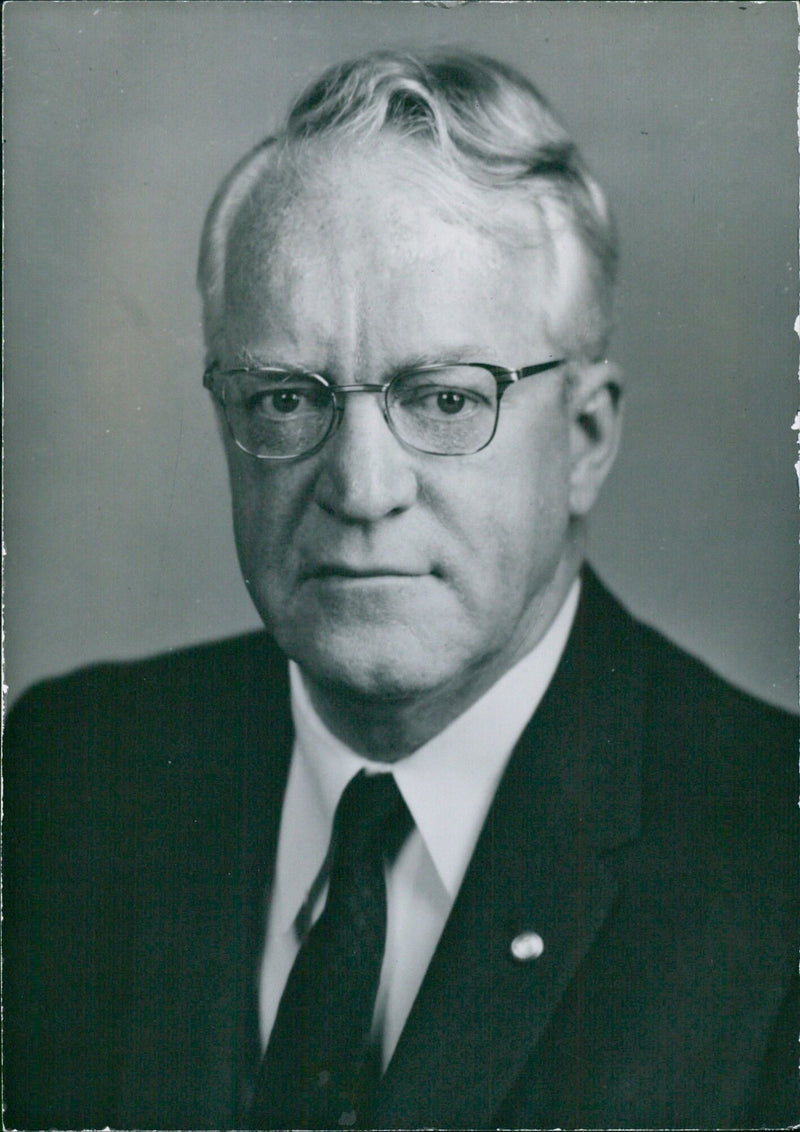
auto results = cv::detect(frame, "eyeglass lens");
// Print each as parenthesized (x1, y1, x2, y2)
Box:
(223, 367, 501, 458)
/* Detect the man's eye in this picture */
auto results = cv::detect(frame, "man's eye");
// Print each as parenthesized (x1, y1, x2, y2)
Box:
(435, 390, 467, 415)
(245, 385, 326, 418)
(268, 390, 302, 415)
(399, 384, 482, 418)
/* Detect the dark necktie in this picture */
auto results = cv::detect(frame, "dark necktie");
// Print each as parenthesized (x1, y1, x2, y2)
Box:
(249, 770, 413, 1130)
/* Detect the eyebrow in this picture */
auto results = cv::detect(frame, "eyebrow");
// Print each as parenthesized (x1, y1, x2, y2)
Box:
(232, 344, 504, 379)
(392, 345, 503, 371)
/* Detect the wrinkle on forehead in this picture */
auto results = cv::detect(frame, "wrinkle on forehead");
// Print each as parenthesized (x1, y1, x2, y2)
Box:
(222, 139, 561, 368)
(227, 136, 547, 273)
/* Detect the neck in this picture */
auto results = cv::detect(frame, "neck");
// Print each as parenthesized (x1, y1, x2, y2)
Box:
(302, 554, 582, 761)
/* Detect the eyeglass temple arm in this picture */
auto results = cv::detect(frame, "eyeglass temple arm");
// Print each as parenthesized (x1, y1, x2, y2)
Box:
(493, 357, 565, 397)
(510, 359, 565, 380)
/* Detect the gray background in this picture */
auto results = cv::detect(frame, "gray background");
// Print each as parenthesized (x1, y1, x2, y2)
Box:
(3, 0, 798, 711)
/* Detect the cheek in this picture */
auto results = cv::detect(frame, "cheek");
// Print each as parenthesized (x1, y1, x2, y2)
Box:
(442, 437, 572, 624)
(226, 455, 301, 582)
(450, 423, 570, 558)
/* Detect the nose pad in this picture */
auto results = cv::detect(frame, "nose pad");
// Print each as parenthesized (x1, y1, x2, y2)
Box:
(313, 391, 418, 521)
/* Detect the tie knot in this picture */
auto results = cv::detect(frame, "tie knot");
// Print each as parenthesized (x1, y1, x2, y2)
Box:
(332, 770, 411, 864)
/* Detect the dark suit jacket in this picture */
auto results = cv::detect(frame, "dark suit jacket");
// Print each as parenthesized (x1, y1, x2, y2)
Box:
(3, 570, 798, 1129)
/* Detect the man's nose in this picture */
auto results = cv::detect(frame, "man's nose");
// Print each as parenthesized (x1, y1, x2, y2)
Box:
(312, 392, 419, 522)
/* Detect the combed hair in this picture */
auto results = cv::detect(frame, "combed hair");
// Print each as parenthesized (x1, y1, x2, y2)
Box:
(198, 49, 618, 363)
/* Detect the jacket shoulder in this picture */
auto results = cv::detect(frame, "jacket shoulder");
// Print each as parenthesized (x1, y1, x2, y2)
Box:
(3, 631, 293, 862)
(580, 568, 797, 885)
(5, 631, 288, 759)
(6, 630, 285, 724)
(583, 566, 797, 760)
(633, 604, 797, 794)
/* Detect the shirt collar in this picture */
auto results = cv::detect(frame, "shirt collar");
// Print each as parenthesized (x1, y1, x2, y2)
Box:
(274, 578, 580, 935)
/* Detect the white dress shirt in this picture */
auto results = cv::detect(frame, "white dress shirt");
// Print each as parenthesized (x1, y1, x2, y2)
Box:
(259, 578, 580, 1069)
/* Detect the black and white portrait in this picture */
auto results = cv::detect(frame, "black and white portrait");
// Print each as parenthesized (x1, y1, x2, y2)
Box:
(3, 3, 797, 1128)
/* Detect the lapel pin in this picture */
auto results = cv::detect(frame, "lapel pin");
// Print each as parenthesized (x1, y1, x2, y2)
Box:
(510, 931, 544, 961)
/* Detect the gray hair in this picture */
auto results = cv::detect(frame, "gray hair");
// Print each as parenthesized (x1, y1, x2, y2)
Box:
(198, 49, 618, 363)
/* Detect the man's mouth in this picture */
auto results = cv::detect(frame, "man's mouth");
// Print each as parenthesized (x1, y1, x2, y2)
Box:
(305, 564, 427, 580)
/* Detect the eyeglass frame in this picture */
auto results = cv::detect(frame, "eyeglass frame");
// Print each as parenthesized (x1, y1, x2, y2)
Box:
(202, 357, 566, 460)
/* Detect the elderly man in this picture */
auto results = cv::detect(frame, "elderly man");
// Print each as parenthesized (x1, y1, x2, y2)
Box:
(4, 50, 797, 1130)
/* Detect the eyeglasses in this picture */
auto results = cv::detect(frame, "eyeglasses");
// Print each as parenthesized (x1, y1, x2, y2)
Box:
(203, 358, 565, 460)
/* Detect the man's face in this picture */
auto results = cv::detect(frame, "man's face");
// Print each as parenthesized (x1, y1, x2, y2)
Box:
(216, 145, 614, 703)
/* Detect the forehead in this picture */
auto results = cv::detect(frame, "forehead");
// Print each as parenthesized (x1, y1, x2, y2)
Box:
(222, 140, 555, 363)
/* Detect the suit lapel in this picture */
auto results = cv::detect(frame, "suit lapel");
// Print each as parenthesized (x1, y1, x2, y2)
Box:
(373, 572, 645, 1129)
(229, 642, 296, 1123)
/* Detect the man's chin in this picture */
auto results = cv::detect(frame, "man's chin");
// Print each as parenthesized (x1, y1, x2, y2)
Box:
(278, 624, 465, 703)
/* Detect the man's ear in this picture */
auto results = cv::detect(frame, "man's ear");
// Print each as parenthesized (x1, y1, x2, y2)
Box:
(567, 360, 624, 517)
